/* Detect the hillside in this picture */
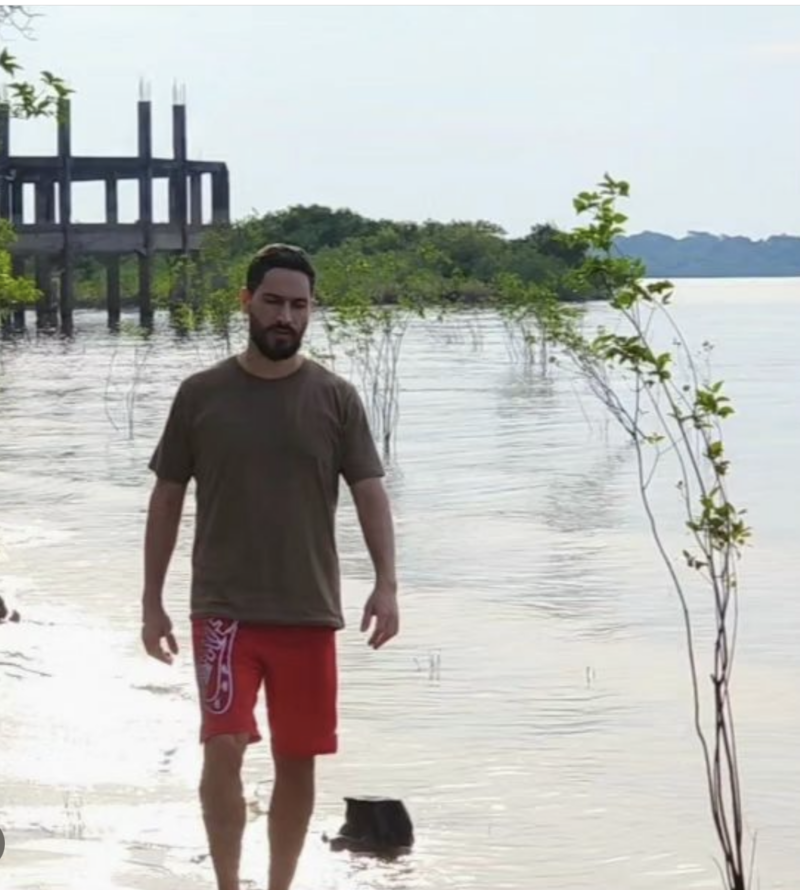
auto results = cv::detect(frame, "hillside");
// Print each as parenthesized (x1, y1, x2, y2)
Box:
(616, 232, 800, 278)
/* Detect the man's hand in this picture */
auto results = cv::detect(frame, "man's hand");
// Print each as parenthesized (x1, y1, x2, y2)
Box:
(360, 583, 399, 650)
(142, 604, 179, 665)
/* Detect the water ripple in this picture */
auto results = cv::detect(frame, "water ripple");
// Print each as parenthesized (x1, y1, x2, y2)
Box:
(1, 284, 799, 889)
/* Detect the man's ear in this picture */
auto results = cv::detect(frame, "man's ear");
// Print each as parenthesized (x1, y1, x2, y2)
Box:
(239, 287, 252, 313)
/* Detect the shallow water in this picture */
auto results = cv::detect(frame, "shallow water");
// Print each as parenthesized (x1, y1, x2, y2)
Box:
(1, 279, 798, 889)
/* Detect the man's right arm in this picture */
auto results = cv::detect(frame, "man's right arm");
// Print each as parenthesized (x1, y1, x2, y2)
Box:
(142, 382, 194, 663)
(142, 478, 187, 619)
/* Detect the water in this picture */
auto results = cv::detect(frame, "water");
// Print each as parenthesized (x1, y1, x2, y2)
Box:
(1, 279, 798, 889)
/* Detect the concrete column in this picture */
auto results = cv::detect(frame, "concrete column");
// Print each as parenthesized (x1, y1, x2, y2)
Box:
(137, 98, 154, 326)
(58, 97, 74, 334)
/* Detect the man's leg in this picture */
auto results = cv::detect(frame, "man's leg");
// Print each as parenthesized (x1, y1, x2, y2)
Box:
(267, 754, 316, 890)
(261, 626, 339, 890)
(192, 618, 263, 890)
(200, 733, 250, 890)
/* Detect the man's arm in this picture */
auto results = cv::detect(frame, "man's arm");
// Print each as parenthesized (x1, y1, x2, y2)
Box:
(142, 381, 194, 663)
(142, 478, 187, 616)
(141, 478, 186, 663)
(338, 383, 399, 648)
(350, 476, 397, 592)
(350, 476, 399, 649)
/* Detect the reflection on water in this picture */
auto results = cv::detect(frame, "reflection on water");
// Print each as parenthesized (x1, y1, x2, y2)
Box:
(1, 280, 799, 889)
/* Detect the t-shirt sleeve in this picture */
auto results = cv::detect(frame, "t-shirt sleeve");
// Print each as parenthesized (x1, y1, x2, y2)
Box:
(340, 385, 385, 486)
(148, 383, 195, 484)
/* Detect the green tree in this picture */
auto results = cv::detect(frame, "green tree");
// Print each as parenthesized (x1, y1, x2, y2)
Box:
(226, 205, 382, 257)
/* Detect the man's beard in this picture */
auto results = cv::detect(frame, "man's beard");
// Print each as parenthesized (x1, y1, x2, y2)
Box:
(250, 317, 304, 361)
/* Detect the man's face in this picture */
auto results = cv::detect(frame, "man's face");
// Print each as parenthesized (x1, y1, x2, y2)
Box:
(243, 268, 313, 361)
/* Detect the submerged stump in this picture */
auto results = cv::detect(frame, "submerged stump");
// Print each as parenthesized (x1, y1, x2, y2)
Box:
(0, 595, 20, 623)
(326, 796, 414, 855)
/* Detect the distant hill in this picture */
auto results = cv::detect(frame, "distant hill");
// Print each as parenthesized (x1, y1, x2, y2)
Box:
(616, 232, 800, 278)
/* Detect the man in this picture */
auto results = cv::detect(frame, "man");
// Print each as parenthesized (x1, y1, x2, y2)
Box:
(141, 243, 400, 890)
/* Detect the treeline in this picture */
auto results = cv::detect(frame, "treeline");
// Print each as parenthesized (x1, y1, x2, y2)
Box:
(69, 205, 590, 309)
(617, 231, 800, 278)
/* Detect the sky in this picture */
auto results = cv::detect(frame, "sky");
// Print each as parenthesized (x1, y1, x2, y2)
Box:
(4, 4, 800, 239)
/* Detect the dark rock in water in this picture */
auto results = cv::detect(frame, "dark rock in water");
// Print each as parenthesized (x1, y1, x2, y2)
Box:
(0, 595, 20, 624)
(326, 796, 414, 855)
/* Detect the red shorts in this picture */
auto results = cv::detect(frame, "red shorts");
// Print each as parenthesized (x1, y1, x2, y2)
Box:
(191, 617, 338, 758)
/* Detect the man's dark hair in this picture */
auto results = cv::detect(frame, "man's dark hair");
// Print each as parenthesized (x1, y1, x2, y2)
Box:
(245, 243, 316, 294)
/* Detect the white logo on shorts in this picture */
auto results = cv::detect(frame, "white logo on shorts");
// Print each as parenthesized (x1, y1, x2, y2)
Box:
(197, 618, 238, 715)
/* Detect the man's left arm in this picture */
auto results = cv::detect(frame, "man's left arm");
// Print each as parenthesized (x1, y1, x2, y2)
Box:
(340, 385, 400, 649)
(350, 476, 399, 649)
(351, 476, 398, 592)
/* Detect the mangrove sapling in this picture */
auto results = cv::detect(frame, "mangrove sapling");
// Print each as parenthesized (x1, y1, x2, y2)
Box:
(555, 174, 753, 890)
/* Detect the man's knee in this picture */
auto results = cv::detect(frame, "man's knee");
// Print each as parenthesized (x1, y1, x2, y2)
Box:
(273, 753, 316, 791)
(201, 733, 249, 791)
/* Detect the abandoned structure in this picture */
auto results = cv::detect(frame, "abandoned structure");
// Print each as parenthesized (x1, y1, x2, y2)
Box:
(0, 84, 230, 331)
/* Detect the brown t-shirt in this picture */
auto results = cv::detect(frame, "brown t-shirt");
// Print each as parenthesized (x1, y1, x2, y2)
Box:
(148, 356, 384, 629)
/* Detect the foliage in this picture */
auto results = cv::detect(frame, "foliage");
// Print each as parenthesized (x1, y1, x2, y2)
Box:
(1, 6, 71, 119)
(0, 218, 36, 317)
(313, 243, 444, 455)
(68, 204, 592, 312)
(491, 270, 583, 373)
(154, 227, 244, 343)
(226, 205, 383, 257)
(61, 202, 591, 454)
(554, 174, 752, 890)
(1, 6, 72, 327)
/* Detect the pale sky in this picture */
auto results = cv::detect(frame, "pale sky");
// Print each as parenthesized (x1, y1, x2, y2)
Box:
(5, 4, 800, 239)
